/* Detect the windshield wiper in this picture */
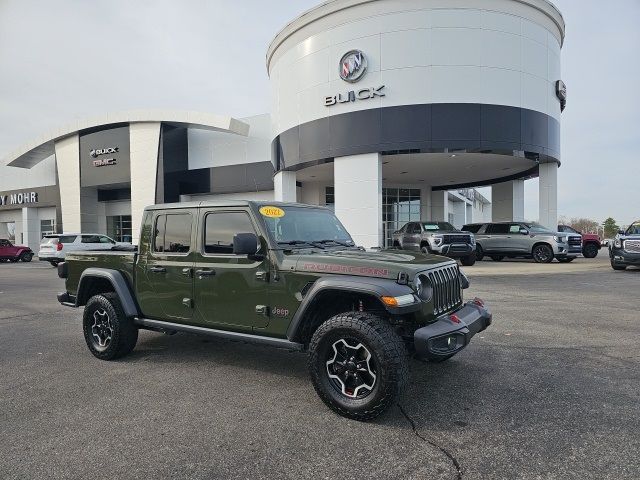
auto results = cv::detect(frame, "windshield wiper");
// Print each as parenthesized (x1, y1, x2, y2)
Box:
(277, 240, 325, 249)
(316, 239, 354, 247)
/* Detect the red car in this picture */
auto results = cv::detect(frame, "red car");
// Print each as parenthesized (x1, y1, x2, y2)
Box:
(0, 238, 34, 262)
(557, 225, 601, 258)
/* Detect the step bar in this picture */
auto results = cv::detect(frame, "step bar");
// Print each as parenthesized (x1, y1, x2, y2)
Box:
(133, 317, 305, 351)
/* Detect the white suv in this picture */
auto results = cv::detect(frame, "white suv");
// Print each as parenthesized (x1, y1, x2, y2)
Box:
(38, 234, 129, 266)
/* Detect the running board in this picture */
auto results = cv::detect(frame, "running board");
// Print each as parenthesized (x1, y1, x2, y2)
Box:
(133, 318, 305, 351)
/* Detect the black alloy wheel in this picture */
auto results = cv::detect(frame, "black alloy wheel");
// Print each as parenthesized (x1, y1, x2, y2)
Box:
(532, 244, 554, 263)
(460, 254, 476, 266)
(583, 243, 599, 258)
(308, 312, 409, 421)
(20, 252, 33, 262)
(83, 293, 138, 360)
(475, 244, 484, 261)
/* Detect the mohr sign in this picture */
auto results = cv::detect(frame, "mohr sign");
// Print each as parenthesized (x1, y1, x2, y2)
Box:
(0, 191, 38, 206)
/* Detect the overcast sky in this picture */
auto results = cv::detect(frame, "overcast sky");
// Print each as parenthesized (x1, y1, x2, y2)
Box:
(1, 0, 638, 225)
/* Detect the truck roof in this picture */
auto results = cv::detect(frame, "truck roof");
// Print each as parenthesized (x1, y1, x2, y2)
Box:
(144, 201, 331, 211)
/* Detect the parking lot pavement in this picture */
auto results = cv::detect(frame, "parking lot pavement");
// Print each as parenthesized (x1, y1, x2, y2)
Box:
(1, 256, 638, 479)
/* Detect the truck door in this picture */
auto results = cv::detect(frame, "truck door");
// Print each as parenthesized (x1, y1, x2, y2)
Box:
(404, 223, 422, 250)
(137, 211, 196, 322)
(193, 209, 268, 331)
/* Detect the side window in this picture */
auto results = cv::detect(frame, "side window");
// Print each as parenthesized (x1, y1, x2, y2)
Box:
(0, 240, 9, 247)
(82, 235, 101, 243)
(509, 224, 522, 233)
(462, 224, 481, 233)
(99, 236, 114, 244)
(487, 224, 510, 234)
(59, 235, 77, 244)
(153, 214, 192, 253)
(204, 211, 256, 254)
(408, 223, 421, 234)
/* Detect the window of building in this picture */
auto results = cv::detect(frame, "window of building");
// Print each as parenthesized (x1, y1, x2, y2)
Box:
(107, 215, 132, 243)
(204, 211, 256, 254)
(383, 188, 421, 247)
(40, 219, 55, 237)
(325, 187, 334, 205)
(153, 214, 192, 253)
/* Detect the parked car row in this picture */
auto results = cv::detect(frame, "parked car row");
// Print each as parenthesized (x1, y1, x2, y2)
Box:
(392, 220, 606, 265)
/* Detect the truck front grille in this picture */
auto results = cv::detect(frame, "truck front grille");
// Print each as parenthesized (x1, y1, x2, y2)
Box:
(426, 264, 463, 315)
(624, 239, 640, 253)
(443, 234, 471, 244)
(568, 236, 582, 246)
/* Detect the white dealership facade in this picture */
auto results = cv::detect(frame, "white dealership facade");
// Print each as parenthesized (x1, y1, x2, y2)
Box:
(1, 0, 564, 251)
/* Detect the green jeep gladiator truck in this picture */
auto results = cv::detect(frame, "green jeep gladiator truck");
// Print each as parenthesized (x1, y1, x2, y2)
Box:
(57, 201, 492, 420)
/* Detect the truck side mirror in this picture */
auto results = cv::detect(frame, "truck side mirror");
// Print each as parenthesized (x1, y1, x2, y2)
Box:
(233, 233, 259, 256)
(618, 229, 625, 235)
(519, 228, 529, 235)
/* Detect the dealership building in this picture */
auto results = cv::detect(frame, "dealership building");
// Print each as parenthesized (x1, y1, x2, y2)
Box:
(0, 0, 564, 251)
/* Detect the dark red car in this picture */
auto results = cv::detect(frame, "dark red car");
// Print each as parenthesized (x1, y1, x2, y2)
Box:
(557, 225, 601, 258)
(0, 239, 34, 262)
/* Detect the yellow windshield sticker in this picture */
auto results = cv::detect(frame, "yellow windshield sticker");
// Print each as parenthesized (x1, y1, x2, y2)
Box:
(259, 206, 285, 218)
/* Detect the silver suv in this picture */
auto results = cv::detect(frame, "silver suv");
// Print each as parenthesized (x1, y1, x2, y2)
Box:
(392, 221, 476, 266)
(461, 222, 577, 263)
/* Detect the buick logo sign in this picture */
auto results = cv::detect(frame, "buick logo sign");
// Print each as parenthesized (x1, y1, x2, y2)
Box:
(339, 50, 367, 83)
(90, 147, 118, 158)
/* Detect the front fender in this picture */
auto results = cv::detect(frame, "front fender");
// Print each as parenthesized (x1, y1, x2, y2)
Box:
(286, 275, 418, 342)
(76, 268, 140, 318)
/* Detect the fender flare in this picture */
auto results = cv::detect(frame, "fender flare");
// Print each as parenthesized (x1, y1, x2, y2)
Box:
(76, 268, 140, 318)
(286, 275, 418, 342)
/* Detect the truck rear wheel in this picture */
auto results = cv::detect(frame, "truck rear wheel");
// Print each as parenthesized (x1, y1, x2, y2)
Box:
(83, 293, 138, 360)
(308, 311, 409, 421)
(20, 252, 33, 262)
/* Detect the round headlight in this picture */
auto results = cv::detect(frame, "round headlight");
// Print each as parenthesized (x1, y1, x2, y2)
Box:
(614, 237, 622, 248)
(414, 274, 433, 302)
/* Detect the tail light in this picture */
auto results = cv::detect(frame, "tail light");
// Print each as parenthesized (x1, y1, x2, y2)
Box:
(473, 297, 485, 308)
(57, 243, 63, 251)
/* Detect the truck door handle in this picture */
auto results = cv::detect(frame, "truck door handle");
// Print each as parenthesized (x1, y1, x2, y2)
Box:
(149, 266, 166, 274)
(195, 269, 215, 278)
(181, 268, 193, 278)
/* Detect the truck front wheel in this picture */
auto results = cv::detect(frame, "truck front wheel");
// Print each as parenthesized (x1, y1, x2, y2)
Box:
(308, 312, 409, 421)
(583, 243, 599, 258)
(460, 254, 476, 266)
(83, 293, 138, 360)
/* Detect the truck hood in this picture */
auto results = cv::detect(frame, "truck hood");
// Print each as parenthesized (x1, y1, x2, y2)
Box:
(291, 248, 455, 280)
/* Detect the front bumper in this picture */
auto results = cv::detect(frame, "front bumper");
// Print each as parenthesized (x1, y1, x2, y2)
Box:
(610, 248, 640, 266)
(414, 300, 492, 360)
(432, 243, 475, 258)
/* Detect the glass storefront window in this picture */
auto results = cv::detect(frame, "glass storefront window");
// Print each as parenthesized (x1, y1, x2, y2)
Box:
(383, 188, 422, 247)
(40, 219, 55, 237)
(107, 215, 133, 243)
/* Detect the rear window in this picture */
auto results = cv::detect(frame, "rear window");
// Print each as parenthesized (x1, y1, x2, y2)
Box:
(153, 213, 192, 253)
(41, 235, 77, 244)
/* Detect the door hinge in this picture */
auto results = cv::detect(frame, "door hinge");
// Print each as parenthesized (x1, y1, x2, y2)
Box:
(255, 305, 269, 316)
(182, 298, 193, 308)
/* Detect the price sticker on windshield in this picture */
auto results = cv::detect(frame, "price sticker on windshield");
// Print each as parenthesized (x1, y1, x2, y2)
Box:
(259, 206, 285, 218)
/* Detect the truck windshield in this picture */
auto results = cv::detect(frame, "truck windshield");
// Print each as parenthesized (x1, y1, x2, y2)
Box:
(259, 206, 355, 247)
(626, 222, 640, 235)
(525, 223, 554, 234)
(422, 222, 455, 231)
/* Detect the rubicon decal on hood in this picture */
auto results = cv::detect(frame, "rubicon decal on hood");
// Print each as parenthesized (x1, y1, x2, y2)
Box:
(302, 263, 389, 277)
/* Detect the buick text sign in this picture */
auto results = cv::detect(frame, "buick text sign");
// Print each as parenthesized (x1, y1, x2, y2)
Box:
(325, 85, 385, 106)
(80, 126, 130, 187)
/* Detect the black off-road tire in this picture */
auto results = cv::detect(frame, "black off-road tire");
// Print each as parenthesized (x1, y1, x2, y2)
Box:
(20, 252, 33, 262)
(532, 244, 554, 263)
(475, 244, 485, 261)
(420, 245, 432, 255)
(83, 293, 138, 360)
(490, 255, 505, 262)
(611, 260, 627, 271)
(583, 243, 599, 258)
(460, 254, 476, 266)
(308, 312, 409, 421)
